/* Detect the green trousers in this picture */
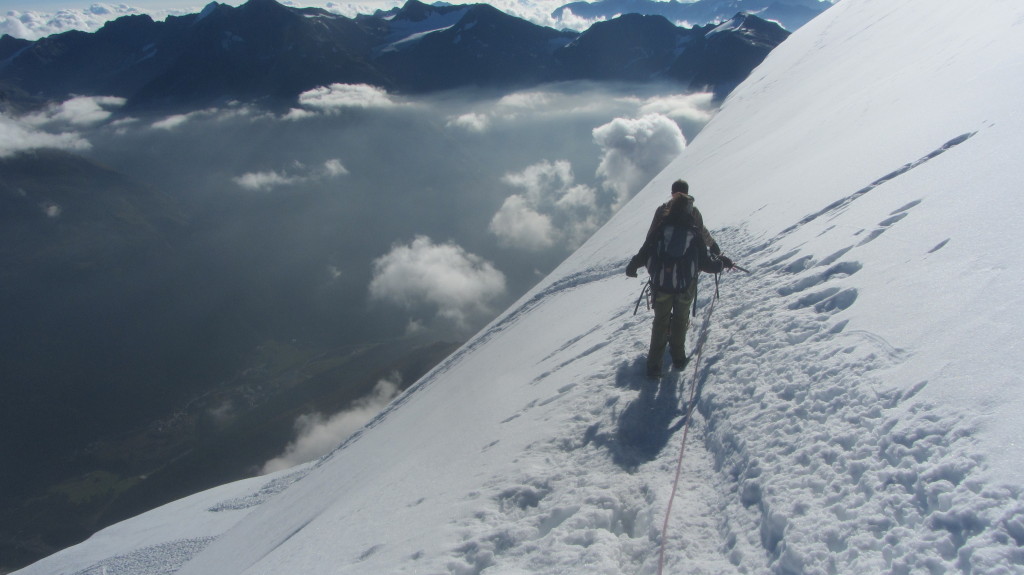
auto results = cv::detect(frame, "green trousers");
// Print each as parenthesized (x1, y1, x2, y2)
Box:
(647, 282, 697, 375)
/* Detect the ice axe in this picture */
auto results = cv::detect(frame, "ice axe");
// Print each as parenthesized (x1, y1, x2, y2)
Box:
(633, 279, 651, 315)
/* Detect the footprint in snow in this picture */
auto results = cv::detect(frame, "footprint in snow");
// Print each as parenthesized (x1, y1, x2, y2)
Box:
(857, 212, 909, 246)
(777, 261, 862, 296)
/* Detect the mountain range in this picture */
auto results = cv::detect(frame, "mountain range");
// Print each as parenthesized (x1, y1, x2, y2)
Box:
(552, 0, 831, 33)
(0, 0, 789, 111)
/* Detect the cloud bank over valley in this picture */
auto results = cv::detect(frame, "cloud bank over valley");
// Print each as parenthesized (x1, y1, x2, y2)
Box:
(7, 82, 715, 342)
(1, 83, 716, 519)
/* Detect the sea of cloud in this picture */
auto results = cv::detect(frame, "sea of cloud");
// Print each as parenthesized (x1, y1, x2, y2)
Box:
(4, 82, 716, 467)
(4, 84, 716, 340)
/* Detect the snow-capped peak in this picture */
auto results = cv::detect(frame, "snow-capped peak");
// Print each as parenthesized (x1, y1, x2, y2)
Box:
(707, 12, 747, 35)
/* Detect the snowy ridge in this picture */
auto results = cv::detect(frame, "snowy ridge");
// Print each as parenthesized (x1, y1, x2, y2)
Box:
(377, 8, 470, 53)
(706, 14, 746, 37)
(14, 0, 1024, 573)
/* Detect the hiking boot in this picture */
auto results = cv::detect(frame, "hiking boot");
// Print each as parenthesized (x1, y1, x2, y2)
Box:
(646, 366, 662, 379)
(672, 357, 690, 371)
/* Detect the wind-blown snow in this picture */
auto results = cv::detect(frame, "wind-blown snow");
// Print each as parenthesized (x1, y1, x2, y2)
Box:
(705, 13, 745, 37)
(15, 0, 1024, 574)
(377, 8, 469, 53)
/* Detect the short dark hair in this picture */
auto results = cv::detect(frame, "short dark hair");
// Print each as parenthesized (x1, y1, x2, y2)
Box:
(671, 179, 689, 195)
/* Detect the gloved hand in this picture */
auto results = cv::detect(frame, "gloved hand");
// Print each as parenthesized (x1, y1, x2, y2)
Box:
(719, 255, 734, 269)
(626, 255, 642, 277)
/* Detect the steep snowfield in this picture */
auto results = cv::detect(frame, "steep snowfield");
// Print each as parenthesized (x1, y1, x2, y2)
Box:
(16, 0, 1024, 574)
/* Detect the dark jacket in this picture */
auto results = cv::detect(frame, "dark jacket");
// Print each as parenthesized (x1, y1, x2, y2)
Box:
(644, 194, 720, 256)
(627, 194, 724, 277)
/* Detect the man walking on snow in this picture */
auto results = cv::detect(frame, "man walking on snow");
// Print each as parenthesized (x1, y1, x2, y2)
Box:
(626, 179, 732, 378)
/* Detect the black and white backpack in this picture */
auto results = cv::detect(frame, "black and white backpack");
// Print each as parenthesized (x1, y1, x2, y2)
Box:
(646, 215, 702, 293)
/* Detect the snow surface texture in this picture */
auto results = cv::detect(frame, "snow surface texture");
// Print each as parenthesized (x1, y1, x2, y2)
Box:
(15, 0, 1024, 574)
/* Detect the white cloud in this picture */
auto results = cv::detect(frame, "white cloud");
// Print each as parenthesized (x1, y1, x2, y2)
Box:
(24, 95, 127, 127)
(213, 104, 267, 122)
(554, 184, 602, 247)
(0, 5, 156, 40)
(0, 114, 90, 157)
(490, 160, 601, 251)
(638, 92, 717, 125)
(489, 195, 556, 251)
(59, 95, 127, 125)
(446, 91, 572, 130)
(501, 159, 575, 203)
(497, 91, 553, 110)
(369, 236, 507, 328)
(233, 159, 348, 191)
(478, 86, 653, 127)
(448, 86, 714, 137)
(323, 159, 349, 177)
(233, 170, 305, 191)
(593, 113, 687, 209)
(555, 180, 598, 210)
(150, 105, 270, 129)
(152, 112, 199, 130)
(261, 374, 403, 474)
(298, 83, 397, 112)
(549, 7, 605, 31)
(404, 318, 426, 336)
(282, 107, 317, 121)
(110, 117, 139, 128)
(446, 112, 491, 133)
(0, 13, 34, 39)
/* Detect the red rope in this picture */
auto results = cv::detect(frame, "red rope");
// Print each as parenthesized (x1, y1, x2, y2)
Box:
(656, 290, 717, 575)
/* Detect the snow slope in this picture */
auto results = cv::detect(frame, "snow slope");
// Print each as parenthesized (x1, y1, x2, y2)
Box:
(15, 0, 1024, 574)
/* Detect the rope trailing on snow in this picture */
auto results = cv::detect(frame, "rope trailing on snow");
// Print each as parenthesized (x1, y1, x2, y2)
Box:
(656, 275, 719, 575)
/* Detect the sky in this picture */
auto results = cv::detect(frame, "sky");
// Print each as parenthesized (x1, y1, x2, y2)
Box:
(12, 0, 1024, 573)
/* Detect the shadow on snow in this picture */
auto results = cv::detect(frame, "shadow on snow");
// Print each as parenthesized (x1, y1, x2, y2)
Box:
(585, 357, 687, 470)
